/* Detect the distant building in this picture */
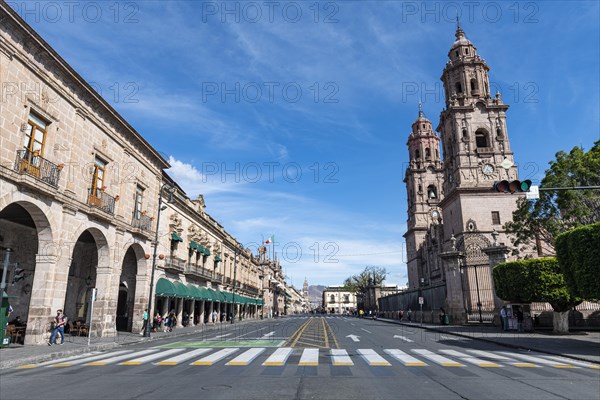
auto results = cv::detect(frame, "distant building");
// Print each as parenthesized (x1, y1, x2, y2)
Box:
(321, 286, 357, 314)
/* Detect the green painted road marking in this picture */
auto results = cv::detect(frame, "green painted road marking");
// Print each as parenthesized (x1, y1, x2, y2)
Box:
(159, 340, 284, 348)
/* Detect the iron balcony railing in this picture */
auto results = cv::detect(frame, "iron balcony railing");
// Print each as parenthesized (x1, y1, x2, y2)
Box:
(165, 256, 185, 272)
(14, 150, 61, 188)
(131, 212, 153, 233)
(88, 188, 116, 215)
(185, 264, 213, 280)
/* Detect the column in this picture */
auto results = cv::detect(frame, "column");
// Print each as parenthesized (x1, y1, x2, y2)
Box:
(440, 250, 467, 324)
(482, 244, 511, 311)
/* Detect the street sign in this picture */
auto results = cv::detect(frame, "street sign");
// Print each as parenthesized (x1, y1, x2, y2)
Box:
(526, 185, 540, 200)
(418, 297, 424, 305)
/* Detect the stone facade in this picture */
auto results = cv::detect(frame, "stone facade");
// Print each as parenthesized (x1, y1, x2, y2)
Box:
(322, 286, 357, 314)
(401, 23, 524, 324)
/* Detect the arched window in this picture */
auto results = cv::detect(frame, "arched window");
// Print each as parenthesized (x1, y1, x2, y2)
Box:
(475, 129, 490, 148)
(436, 149, 439, 159)
(470, 79, 478, 92)
(455, 82, 463, 93)
(427, 185, 437, 200)
(415, 149, 420, 159)
(330, 294, 335, 303)
(462, 128, 467, 139)
(418, 185, 423, 193)
(425, 148, 431, 159)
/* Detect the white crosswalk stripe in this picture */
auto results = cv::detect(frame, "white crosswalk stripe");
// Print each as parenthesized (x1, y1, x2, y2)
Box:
(192, 348, 239, 366)
(17, 351, 104, 368)
(299, 348, 319, 366)
(439, 349, 501, 367)
(411, 349, 464, 367)
(86, 349, 158, 366)
(358, 349, 391, 366)
(496, 351, 578, 368)
(384, 349, 427, 366)
(330, 349, 353, 366)
(158, 348, 213, 365)
(541, 355, 600, 370)
(227, 348, 266, 366)
(51, 350, 133, 367)
(263, 347, 293, 366)
(120, 349, 185, 365)
(465, 350, 539, 368)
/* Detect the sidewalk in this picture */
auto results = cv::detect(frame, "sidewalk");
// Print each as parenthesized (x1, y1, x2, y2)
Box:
(0, 318, 268, 370)
(379, 317, 600, 364)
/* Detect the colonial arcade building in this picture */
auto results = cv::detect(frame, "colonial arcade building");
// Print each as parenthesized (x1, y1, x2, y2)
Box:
(0, 2, 264, 345)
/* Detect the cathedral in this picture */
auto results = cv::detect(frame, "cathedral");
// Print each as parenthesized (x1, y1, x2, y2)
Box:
(399, 22, 524, 323)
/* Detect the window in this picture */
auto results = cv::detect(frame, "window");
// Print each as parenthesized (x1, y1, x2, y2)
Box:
(492, 211, 501, 225)
(23, 112, 47, 158)
(415, 149, 420, 159)
(455, 82, 462, 93)
(427, 185, 437, 200)
(92, 157, 107, 197)
(475, 129, 489, 148)
(455, 50, 459, 57)
(330, 294, 335, 303)
(134, 185, 144, 220)
(425, 148, 431, 159)
(470, 79, 478, 91)
(465, 48, 469, 54)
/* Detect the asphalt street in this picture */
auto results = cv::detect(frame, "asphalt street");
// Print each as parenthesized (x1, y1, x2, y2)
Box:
(1, 316, 598, 400)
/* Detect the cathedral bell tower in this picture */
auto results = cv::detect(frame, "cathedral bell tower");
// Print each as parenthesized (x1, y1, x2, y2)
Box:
(403, 104, 444, 289)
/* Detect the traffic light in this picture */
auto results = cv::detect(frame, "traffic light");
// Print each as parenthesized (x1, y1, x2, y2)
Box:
(493, 180, 532, 193)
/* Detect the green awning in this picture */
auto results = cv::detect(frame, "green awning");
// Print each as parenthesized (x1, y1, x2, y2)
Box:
(171, 232, 183, 242)
(173, 281, 191, 298)
(207, 288, 220, 302)
(197, 244, 205, 253)
(187, 285, 203, 300)
(155, 278, 177, 297)
(189, 241, 198, 250)
(214, 255, 222, 262)
(203, 247, 211, 256)
(198, 287, 211, 301)
(221, 292, 234, 303)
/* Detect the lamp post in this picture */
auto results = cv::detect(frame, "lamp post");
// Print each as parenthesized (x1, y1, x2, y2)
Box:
(143, 183, 174, 338)
(231, 243, 244, 324)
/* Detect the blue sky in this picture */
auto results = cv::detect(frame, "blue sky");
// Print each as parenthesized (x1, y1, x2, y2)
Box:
(10, 1, 599, 288)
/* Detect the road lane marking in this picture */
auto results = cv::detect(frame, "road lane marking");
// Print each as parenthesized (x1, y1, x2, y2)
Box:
(192, 348, 239, 366)
(86, 349, 158, 366)
(121, 349, 184, 365)
(157, 348, 213, 365)
(330, 349, 353, 366)
(288, 318, 313, 347)
(322, 318, 329, 348)
(261, 331, 276, 339)
(411, 349, 464, 367)
(439, 349, 501, 368)
(357, 349, 391, 366)
(361, 328, 372, 334)
(226, 348, 266, 366)
(262, 347, 293, 366)
(393, 335, 414, 343)
(383, 349, 427, 366)
(299, 348, 319, 366)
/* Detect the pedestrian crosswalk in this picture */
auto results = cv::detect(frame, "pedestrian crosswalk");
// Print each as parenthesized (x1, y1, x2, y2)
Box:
(16, 347, 600, 371)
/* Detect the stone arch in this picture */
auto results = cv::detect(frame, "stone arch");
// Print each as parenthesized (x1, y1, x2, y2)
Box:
(0, 200, 55, 343)
(116, 242, 148, 332)
(475, 128, 490, 148)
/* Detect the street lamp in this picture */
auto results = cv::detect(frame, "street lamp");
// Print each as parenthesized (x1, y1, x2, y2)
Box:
(231, 243, 244, 324)
(143, 183, 175, 338)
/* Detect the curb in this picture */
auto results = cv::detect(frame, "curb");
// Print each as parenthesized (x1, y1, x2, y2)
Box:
(377, 318, 600, 365)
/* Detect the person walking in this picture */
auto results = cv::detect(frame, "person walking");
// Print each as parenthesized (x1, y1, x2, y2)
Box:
(516, 307, 524, 332)
(48, 309, 67, 346)
(211, 310, 217, 324)
(140, 309, 148, 335)
(500, 306, 508, 331)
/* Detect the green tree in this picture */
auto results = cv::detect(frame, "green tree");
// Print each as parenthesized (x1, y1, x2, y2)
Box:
(505, 141, 600, 257)
(343, 266, 388, 295)
(555, 222, 600, 301)
(493, 258, 580, 333)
